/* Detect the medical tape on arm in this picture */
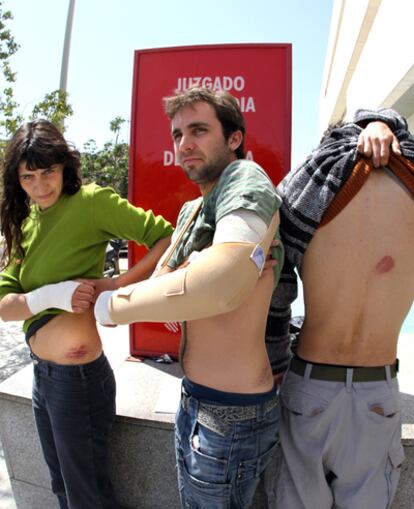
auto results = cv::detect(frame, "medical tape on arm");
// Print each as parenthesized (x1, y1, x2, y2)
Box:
(96, 212, 279, 325)
(25, 281, 81, 315)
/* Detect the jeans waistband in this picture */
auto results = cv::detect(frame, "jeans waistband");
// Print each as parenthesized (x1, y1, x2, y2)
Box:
(290, 355, 398, 382)
(182, 376, 277, 406)
(181, 382, 278, 422)
(25, 313, 57, 344)
(32, 352, 109, 379)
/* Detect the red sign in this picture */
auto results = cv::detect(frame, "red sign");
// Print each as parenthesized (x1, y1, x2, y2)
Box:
(128, 43, 292, 358)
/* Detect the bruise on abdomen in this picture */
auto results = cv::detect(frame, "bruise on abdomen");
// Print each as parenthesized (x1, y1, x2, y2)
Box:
(375, 256, 395, 274)
(65, 345, 88, 359)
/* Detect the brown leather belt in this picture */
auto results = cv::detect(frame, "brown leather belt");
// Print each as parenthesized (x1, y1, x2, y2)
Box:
(290, 356, 398, 382)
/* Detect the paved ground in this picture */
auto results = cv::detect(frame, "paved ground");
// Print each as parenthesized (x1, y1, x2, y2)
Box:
(0, 321, 27, 509)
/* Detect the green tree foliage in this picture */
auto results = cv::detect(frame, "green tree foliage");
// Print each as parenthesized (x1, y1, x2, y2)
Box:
(0, 2, 22, 141)
(30, 90, 73, 133)
(81, 117, 129, 197)
(0, 0, 73, 154)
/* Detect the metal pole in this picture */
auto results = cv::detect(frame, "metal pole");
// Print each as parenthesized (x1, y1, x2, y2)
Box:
(60, 0, 76, 93)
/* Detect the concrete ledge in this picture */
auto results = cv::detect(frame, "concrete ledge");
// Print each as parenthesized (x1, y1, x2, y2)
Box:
(1, 325, 414, 508)
(0, 359, 268, 508)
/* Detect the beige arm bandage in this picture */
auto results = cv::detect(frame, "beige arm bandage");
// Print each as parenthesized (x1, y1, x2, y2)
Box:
(96, 212, 279, 325)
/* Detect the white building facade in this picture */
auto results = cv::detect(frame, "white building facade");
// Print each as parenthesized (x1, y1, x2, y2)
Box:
(320, 0, 414, 133)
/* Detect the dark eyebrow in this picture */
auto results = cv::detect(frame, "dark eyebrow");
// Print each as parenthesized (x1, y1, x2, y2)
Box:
(18, 169, 36, 176)
(19, 166, 52, 177)
(171, 121, 210, 137)
(188, 121, 210, 129)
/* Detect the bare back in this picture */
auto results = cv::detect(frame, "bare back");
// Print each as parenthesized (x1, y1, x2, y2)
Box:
(299, 168, 414, 366)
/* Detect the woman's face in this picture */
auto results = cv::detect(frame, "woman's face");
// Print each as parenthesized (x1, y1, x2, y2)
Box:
(18, 162, 64, 210)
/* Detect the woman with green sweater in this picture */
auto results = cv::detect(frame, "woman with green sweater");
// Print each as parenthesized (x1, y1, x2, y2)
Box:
(0, 120, 173, 509)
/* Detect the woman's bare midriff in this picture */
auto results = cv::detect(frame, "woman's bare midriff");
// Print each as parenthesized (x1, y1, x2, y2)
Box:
(29, 310, 103, 365)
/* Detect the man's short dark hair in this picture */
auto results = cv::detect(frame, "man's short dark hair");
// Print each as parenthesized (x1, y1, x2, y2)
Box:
(163, 87, 246, 159)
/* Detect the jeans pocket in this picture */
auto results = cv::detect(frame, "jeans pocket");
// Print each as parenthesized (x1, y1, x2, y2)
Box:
(178, 422, 232, 508)
(179, 461, 232, 509)
(366, 394, 401, 424)
(186, 421, 230, 482)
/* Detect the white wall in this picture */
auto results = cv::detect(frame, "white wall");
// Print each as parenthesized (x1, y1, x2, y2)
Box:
(320, 0, 414, 131)
(319, 0, 379, 130)
(346, 0, 414, 117)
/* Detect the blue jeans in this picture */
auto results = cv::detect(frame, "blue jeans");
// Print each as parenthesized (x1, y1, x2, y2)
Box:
(175, 379, 280, 508)
(32, 353, 122, 509)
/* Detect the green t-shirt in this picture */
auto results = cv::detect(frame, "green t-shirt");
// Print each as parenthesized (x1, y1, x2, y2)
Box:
(167, 159, 284, 283)
(0, 183, 174, 332)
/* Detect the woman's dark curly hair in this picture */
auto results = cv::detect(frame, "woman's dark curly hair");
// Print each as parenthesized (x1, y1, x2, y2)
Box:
(0, 120, 82, 268)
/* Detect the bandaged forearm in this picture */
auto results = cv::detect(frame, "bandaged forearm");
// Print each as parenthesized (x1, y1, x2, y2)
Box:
(95, 213, 278, 325)
(25, 281, 81, 315)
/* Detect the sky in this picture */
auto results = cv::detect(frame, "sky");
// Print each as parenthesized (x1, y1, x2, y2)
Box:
(3, 0, 334, 167)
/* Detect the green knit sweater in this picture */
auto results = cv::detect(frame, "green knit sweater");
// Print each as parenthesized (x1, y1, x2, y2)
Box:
(0, 183, 174, 332)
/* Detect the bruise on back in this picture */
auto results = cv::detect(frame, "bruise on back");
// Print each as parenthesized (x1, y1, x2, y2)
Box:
(375, 255, 395, 274)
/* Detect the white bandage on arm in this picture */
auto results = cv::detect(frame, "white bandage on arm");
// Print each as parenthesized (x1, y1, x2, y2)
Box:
(179, 210, 266, 269)
(94, 290, 115, 325)
(213, 209, 267, 244)
(94, 212, 279, 326)
(25, 281, 81, 315)
(167, 211, 266, 270)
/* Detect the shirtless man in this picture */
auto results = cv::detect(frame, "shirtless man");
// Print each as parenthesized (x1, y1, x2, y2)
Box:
(95, 87, 284, 508)
(267, 111, 414, 509)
